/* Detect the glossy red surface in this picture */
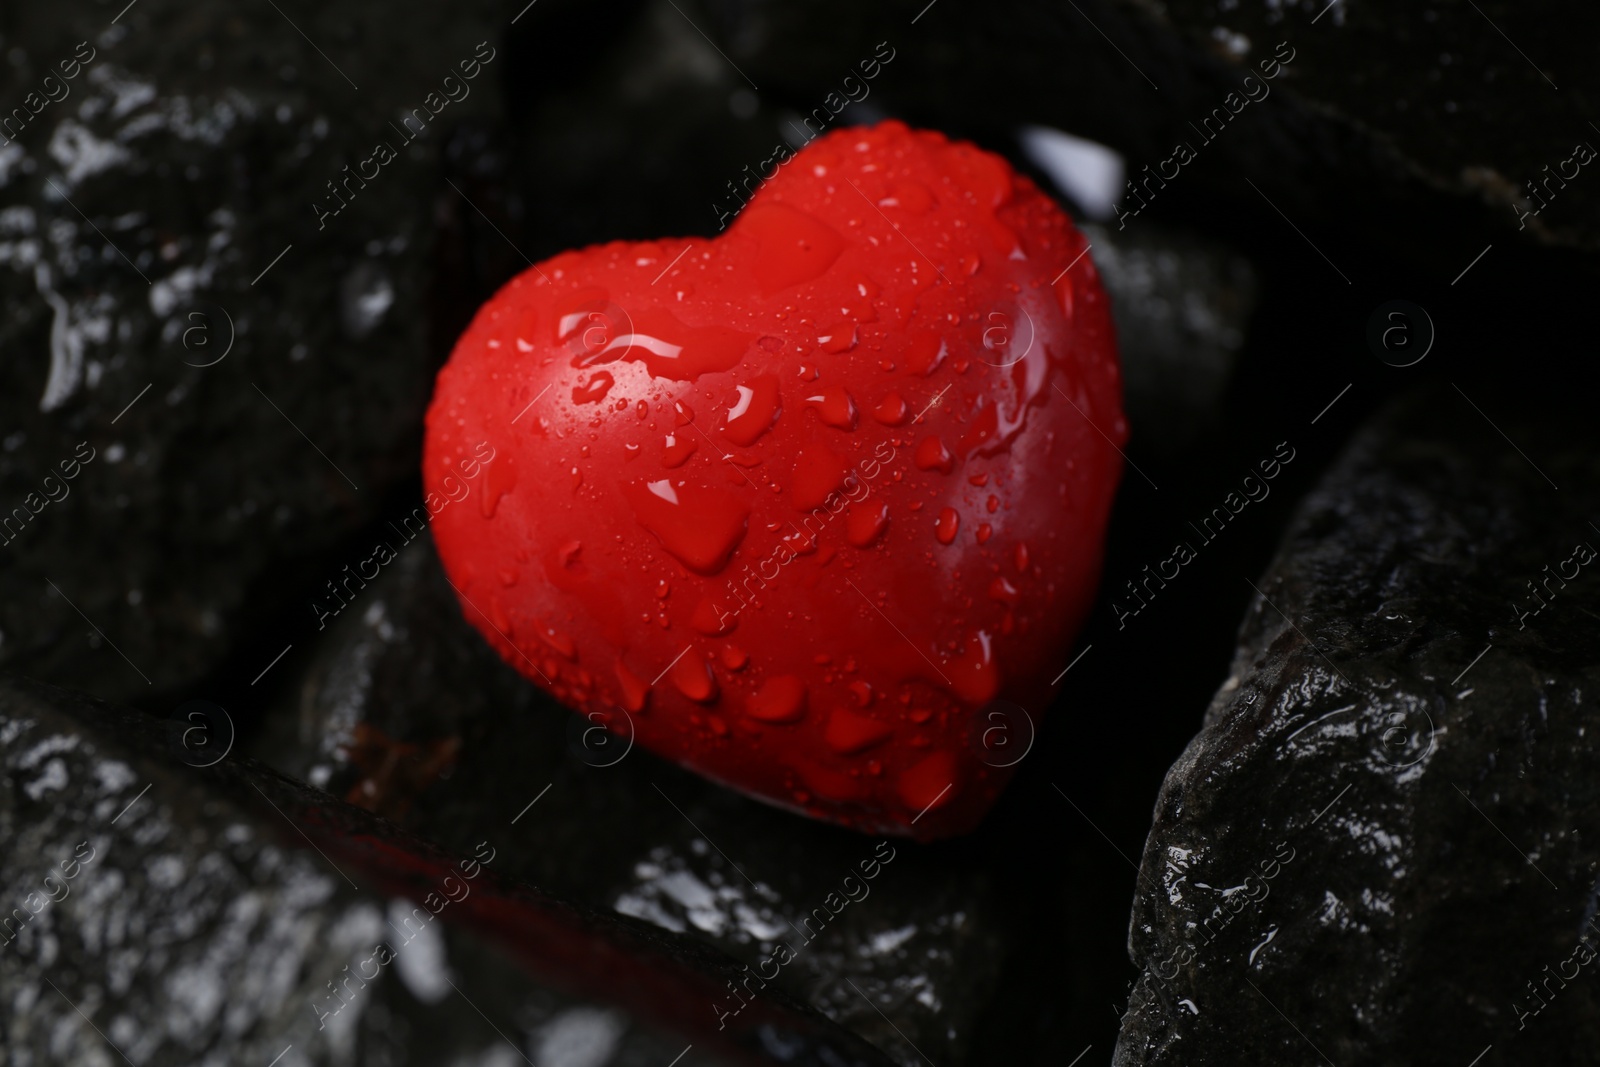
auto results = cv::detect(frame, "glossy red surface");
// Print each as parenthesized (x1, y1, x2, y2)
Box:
(424, 120, 1125, 838)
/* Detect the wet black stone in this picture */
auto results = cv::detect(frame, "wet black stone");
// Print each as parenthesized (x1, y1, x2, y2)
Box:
(0, 673, 899, 1066)
(1114, 388, 1600, 1065)
(247, 534, 1006, 1066)
(1082, 222, 1257, 459)
(0, 0, 507, 703)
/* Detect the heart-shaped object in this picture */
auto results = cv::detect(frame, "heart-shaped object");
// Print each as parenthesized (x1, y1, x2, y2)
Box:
(424, 120, 1125, 838)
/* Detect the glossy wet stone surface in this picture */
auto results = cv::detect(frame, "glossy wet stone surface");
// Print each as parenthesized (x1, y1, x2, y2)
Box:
(1115, 388, 1600, 1065)
(0, 0, 504, 702)
(0, 674, 897, 1067)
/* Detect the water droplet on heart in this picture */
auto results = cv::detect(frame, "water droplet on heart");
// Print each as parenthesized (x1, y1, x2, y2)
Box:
(805, 385, 858, 430)
(572, 372, 614, 405)
(671, 647, 718, 702)
(636, 400, 649, 419)
(989, 576, 1020, 604)
(817, 321, 858, 353)
(721, 645, 748, 671)
(986, 495, 1000, 513)
(915, 436, 955, 474)
(738, 202, 846, 293)
(662, 433, 696, 468)
(1014, 542, 1030, 572)
(674, 399, 695, 425)
(746, 675, 807, 723)
(935, 507, 959, 545)
(723, 375, 782, 445)
(945, 629, 1000, 704)
(480, 452, 518, 518)
(623, 478, 750, 574)
(655, 580, 671, 599)
(488, 597, 514, 636)
(884, 180, 933, 214)
(848, 680, 874, 707)
(846, 501, 890, 548)
(823, 707, 894, 754)
(616, 658, 650, 713)
(1055, 264, 1076, 319)
(873, 392, 908, 426)
(976, 522, 992, 543)
(898, 751, 960, 813)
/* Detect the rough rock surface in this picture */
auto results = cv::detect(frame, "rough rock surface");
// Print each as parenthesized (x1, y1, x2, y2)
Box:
(0, 0, 504, 702)
(0, 673, 899, 1066)
(249, 536, 1005, 1066)
(1115, 388, 1600, 1065)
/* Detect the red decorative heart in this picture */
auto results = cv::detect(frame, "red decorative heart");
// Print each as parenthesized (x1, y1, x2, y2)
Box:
(424, 120, 1125, 838)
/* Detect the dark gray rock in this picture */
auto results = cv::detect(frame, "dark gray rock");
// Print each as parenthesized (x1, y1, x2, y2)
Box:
(247, 533, 1005, 1067)
(0, 673, 900, 1066)
(1081, 222, 1256, 458)
(0, 0, 505, 702)
(1115, 388, 1600, 1065)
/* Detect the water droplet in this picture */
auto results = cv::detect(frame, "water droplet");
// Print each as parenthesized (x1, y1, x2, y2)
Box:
(935, 507, 960, 545)
(721, 645, 748, 671)
(945, 630, 1000, 704)
(846, 501, 890, 548)
(723, 374, 782, 446)
(746, 675, 807, 723)
(976, 522, 992, 543)
(662, 433, 696, 468)
(817, 321, 858, 354)
(823, 707, 894, 754)
(882, 179, 933, 214)
(1055, 263, 1076, 319)
(622, 479, 750, 574)
(898, 751, 959, 813)
(735, 202, 846, 293)
(1014, 542, 1030, 572)
(480, 452, 519, 518)
(671, 647, 718, 703)
(616, 658, 649, 713)
(986, 495, 1000, 513)
(674, 399, 695, 425)
(873, 392, 909, 426)
(488, 597, 514, 637)
(915, 436, 955, 474)
(572, 372, 614, 405)
(989, 576, 1020, 604)
(805, 385, 858, 430)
